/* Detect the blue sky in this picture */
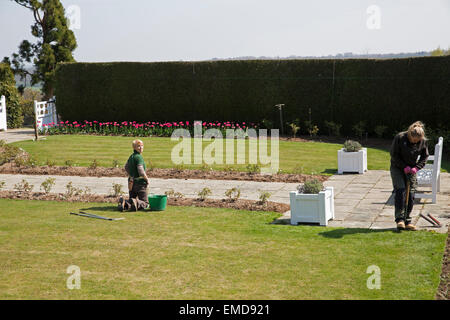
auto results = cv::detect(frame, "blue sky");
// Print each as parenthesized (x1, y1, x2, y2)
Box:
(1, 0, 449, 62)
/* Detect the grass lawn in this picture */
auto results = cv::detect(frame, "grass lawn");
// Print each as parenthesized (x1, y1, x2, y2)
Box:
(0, 198, 446, 299)
(11, 135, 411, 175)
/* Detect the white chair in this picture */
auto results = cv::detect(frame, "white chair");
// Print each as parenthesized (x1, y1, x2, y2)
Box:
(415, 137, 443, 204)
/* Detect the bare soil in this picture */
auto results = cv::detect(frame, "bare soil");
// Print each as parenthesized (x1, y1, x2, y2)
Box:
(0, 191, 290, 214)
(0, 162, 329, 183)
(436, 227, 450, 300)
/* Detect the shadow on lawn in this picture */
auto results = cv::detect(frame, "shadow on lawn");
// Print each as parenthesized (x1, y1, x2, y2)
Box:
(318, 228, 400, 238)
(321, 168, 338, 175)
(80, 205, 118, 213)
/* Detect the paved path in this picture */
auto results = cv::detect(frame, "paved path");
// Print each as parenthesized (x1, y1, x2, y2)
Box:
(321, 171, 450, 233)
(0, 128, 36, 144)
(1, 171, 449, 233)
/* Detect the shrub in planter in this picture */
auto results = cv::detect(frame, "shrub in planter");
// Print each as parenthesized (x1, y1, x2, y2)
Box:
(338, 140, 367, 174)
(343, 140, 362, 152)
(297, 179, 324, 194)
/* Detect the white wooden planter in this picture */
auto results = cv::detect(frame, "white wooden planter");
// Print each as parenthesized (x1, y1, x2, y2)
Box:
(337, 148, 367, 174)
(289, 187, 334, 226)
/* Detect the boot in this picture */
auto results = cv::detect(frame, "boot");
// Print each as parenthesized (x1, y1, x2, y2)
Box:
(130, 198, 138, 212)
(396, 220, 405, 230)
(118, 197, 125, 212)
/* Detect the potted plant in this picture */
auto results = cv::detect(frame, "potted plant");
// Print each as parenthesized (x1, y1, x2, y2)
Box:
(289, 179, 334, 226)
(337, 140, 367, 174)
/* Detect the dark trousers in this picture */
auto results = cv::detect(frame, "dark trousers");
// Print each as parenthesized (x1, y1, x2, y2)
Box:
(390, 166, 417, 224)
(127, 182, 149, 210)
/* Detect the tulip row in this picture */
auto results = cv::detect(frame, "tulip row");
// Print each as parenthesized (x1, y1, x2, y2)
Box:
(39, 120, 259, 137)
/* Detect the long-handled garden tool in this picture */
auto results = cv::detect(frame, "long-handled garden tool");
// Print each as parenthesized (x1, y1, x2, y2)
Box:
(404, 174, 442, 228)
(427, 213, 442, 227)
(419, 213, 436, 226)
(405, 178, 410, 216)
(419, 213, 442, 227)
(70, 211, 124, 221)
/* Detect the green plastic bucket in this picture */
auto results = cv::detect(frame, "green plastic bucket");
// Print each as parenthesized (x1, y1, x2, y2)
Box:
(147, 194, 167, 211)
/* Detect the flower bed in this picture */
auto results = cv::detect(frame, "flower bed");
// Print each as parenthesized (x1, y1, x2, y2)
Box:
(0, 162, 329, 183)
(40, 120, 259, 137)
(0, 190, 289, 213)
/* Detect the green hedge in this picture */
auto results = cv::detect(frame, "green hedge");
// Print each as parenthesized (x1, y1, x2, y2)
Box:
(0, 63, 23, 129)
(55, 57, 450, 136)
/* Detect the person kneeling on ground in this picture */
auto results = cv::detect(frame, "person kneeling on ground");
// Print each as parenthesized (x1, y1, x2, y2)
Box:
(118, 139, 150, 211)
(390, 121, 429, 231)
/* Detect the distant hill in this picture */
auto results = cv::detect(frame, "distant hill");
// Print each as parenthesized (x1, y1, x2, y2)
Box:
(14, 66, 42, 89)
(208, 51, 431, 61)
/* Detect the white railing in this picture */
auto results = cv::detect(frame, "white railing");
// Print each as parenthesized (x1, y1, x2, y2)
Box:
(34, 97, 57, 131)
(0, 95, 7, 131)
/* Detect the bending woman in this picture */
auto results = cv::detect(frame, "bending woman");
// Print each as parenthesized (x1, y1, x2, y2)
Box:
(390, 121, 429, 231)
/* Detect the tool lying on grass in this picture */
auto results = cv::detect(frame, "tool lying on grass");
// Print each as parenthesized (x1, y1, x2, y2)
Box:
(419, 213, 441, 227)
(70, 211, 124, 221)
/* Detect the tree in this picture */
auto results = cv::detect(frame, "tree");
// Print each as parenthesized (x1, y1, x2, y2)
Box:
(430, 46, 450, 57)
(431, 47, 444, 56)
(5, 0, 77, 99)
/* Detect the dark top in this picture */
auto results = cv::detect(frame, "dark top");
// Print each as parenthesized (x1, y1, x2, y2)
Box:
(390, 131, 429, 170)
(126, 151, 147, 185)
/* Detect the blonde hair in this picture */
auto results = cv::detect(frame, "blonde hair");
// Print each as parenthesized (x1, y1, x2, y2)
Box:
(407, 121, 426, 141)
(132, 139, 143, 148)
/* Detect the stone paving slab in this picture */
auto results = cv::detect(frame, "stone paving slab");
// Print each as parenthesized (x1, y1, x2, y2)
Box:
(1, 170, 449, 233)
(285, 170, 450, 233)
